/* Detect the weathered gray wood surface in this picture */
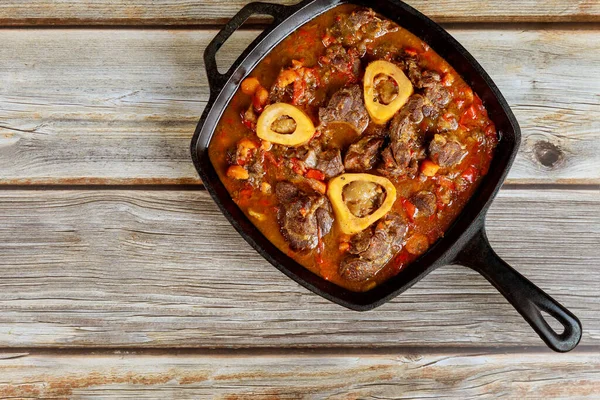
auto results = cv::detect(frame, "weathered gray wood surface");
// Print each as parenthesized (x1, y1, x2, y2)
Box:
(1, 1, 599, 396)
(1, 0, 598, 26)
(0, 188, 597, 348)
(1, 351, 599, 399)
(1, 28, 598, 185)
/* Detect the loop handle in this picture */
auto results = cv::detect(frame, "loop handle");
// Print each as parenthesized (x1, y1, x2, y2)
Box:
(204, 2, 290, 93)
(456, 228, 582, 352)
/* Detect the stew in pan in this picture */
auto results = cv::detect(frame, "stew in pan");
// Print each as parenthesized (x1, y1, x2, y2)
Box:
(209, 4, 498, 292)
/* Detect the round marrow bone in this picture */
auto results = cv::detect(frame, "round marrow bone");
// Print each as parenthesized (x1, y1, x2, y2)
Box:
(327, 173, 397, 235)
(363, 60, 413, 124)
(256, 103, 315, 146)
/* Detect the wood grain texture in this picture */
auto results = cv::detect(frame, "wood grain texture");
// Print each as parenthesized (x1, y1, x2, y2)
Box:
(1, 351, 600, 399)
(0, 0, 598, 26)
(0, 188, 597, 348)
(1, 27, 599, 185)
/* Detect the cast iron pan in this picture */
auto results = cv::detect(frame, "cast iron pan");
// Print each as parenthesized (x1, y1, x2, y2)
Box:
(191, 0, 582, 352)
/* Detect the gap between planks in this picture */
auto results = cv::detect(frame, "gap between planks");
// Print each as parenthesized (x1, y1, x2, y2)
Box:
(0, 0, 598, 26)
(0, 22, 599, 30)
(1, 345, 600, 356)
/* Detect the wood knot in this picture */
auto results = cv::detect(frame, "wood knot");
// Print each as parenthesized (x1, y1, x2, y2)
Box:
(533, 141, 563, 168)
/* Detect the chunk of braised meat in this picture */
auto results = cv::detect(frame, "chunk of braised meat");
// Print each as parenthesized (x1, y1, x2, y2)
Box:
(319, 44, 361, 82)
(339, 213, 408, 282)
(344, 135, 384, 172)
(325, 8, 398, 54)
(276, 182, 334, 251)
(276, 145, 344, 180)
(414, 70, 451, 110)
(241, 104, 257, 131)
(397, 55, 431, 88)
(290, 145, 319, 169)
(397, 55, 452, 111)
(378, 95, 428, 178)
(315, 148, 345, 179)
(269, 61, 322, 106)
(424, 83, 451, 109)
(319, 84, 369, 134)
(246, 157, 265, 186)
(411, 190, 437, 217)
(428, 134, 467, 167)
(228, 138, 265, 187)
(437, 113, 459, 132)
(368, 41, 400, 61)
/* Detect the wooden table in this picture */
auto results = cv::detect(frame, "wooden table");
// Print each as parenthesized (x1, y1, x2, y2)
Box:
(1, 1, 599, 398)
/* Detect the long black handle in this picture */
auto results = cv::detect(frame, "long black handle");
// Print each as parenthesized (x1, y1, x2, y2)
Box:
(455, 227, 582, 352)
(203, 2, 291, 94)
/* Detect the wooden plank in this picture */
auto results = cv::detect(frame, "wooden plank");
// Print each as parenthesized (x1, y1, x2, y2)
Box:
(0, 0, 598, 26)
(0, 188, 597, 348)
(1, 28, 599, 185)
(1, 351, 600, 398)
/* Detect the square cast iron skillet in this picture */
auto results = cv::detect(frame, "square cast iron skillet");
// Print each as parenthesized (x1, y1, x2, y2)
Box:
(191, 0, 582, 352)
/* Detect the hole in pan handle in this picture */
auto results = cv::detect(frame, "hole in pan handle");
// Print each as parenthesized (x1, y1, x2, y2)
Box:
(455, 227, 582, 352)
(203, 2, 293, 94)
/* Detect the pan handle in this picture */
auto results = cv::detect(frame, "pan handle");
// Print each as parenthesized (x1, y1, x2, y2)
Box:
(455, 227, 582, 352)
(204, 2, 292, 94)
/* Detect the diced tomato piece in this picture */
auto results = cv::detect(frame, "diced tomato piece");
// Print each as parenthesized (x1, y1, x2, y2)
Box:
(460, 104, 478, 125)
(459, 87, 474, 104)
(472, 93, 484, 111)
(305, 169, 325, 181)
(392, 249, 412, 271)
(485, 123, 497, 138)
(404, 47, 418, 57)
(241, 118, 255, 130)
(322, 34, 336, 47)
(461, 165, 478, 184)
(442, 112, 454, 121)
(292, 79, 306, 105)
(437, 176, 456, 190)
(401, 198, 417, 222)
(290, 157, 305, 175)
